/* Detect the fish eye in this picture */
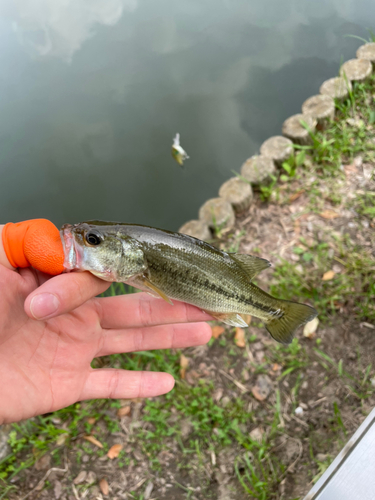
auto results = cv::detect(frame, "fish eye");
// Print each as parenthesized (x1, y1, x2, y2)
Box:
(85, 231, 102, 246)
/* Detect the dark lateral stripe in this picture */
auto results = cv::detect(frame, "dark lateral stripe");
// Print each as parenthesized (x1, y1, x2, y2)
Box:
(149, 260, 280, 316)
(194, 277, 279, 315)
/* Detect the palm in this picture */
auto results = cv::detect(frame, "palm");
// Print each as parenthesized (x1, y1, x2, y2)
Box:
(1, 268, 103, 420)
(0, 266, 211, 424)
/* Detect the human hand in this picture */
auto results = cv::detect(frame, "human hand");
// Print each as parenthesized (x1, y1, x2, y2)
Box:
(0, 265, 212, 424)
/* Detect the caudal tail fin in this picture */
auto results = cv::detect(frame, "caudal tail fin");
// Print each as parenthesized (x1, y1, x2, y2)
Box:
(265, 301, 317, 344)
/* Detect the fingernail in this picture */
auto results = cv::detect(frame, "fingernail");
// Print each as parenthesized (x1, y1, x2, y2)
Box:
(30, 293, 60, 319)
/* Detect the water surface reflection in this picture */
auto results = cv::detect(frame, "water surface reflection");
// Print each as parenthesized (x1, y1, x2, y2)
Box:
(0, 0, 373, 229)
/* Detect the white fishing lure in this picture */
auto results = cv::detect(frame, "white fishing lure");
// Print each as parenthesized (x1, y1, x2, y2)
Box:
(171, 133, 189, 166)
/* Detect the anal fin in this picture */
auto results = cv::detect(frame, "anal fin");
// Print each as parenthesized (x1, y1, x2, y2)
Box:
(204, 311, 249, 328)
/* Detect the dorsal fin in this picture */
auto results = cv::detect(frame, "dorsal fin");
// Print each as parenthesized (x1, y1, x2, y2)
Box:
(232, 254, 271, 280)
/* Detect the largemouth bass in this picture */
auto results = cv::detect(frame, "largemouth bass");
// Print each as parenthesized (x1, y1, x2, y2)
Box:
(61, 221, 317, 344)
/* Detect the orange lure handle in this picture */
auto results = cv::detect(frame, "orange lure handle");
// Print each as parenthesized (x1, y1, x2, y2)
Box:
(2, 219, 65, 275)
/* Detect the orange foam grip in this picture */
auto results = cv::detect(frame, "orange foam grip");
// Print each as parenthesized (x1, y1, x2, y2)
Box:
(2, 219, 65, 275)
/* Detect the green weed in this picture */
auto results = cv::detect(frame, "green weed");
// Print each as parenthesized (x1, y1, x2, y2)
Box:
(311, 454, 333, 484)
(280, 149, 305, 183)
(235, 451, 281, 500)
(270, 236, 375, 323)
(267, 339, 308, 379)
(139, 380, 253, 456)
(259, 174, 279, 202)
(353, 191, 375, 219)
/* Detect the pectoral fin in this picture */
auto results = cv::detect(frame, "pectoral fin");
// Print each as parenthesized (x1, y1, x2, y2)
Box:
(142, 276, 174, 305)
(232, 254, 271, 280)
(204, 311, 249, 328)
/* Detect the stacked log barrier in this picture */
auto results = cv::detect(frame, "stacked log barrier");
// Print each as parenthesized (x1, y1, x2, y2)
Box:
(301, 95, 335, 128)
(178, 43, 373, 241)
(340, 58, 372, 82)
(281, 114, 317, 145)
(218, 177, 253, 214)
(260, 136, 293, 168)
(319, 77, 351, 101)
(240, 155, 276, 185)
(356, 43, 375, 68)
(178, 220, 212, 241)
(198, 198, 235, 233)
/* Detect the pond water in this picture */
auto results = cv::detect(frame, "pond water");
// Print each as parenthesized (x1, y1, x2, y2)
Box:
(0, 0, 374, 230)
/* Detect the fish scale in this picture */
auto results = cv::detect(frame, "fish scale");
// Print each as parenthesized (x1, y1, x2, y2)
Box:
(144, 245, 258, 312)
(61, 221, 318, 344)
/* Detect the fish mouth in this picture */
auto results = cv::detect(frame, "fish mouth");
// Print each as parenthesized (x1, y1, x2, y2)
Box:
(60, 224, 82, 271)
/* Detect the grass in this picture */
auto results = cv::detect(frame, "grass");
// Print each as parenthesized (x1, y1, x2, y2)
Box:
(353, 191, 375, 219)
(234, 450, 282, 500)
(143, 381, 251, 444)
(267, 338, 308, 381)
(270, 238, 375, 323)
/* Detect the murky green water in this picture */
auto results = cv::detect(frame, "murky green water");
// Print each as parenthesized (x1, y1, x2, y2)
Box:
(0, 0, 374, 230)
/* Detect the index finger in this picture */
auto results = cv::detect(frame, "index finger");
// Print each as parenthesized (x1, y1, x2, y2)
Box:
(93, 292, 213, 329)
